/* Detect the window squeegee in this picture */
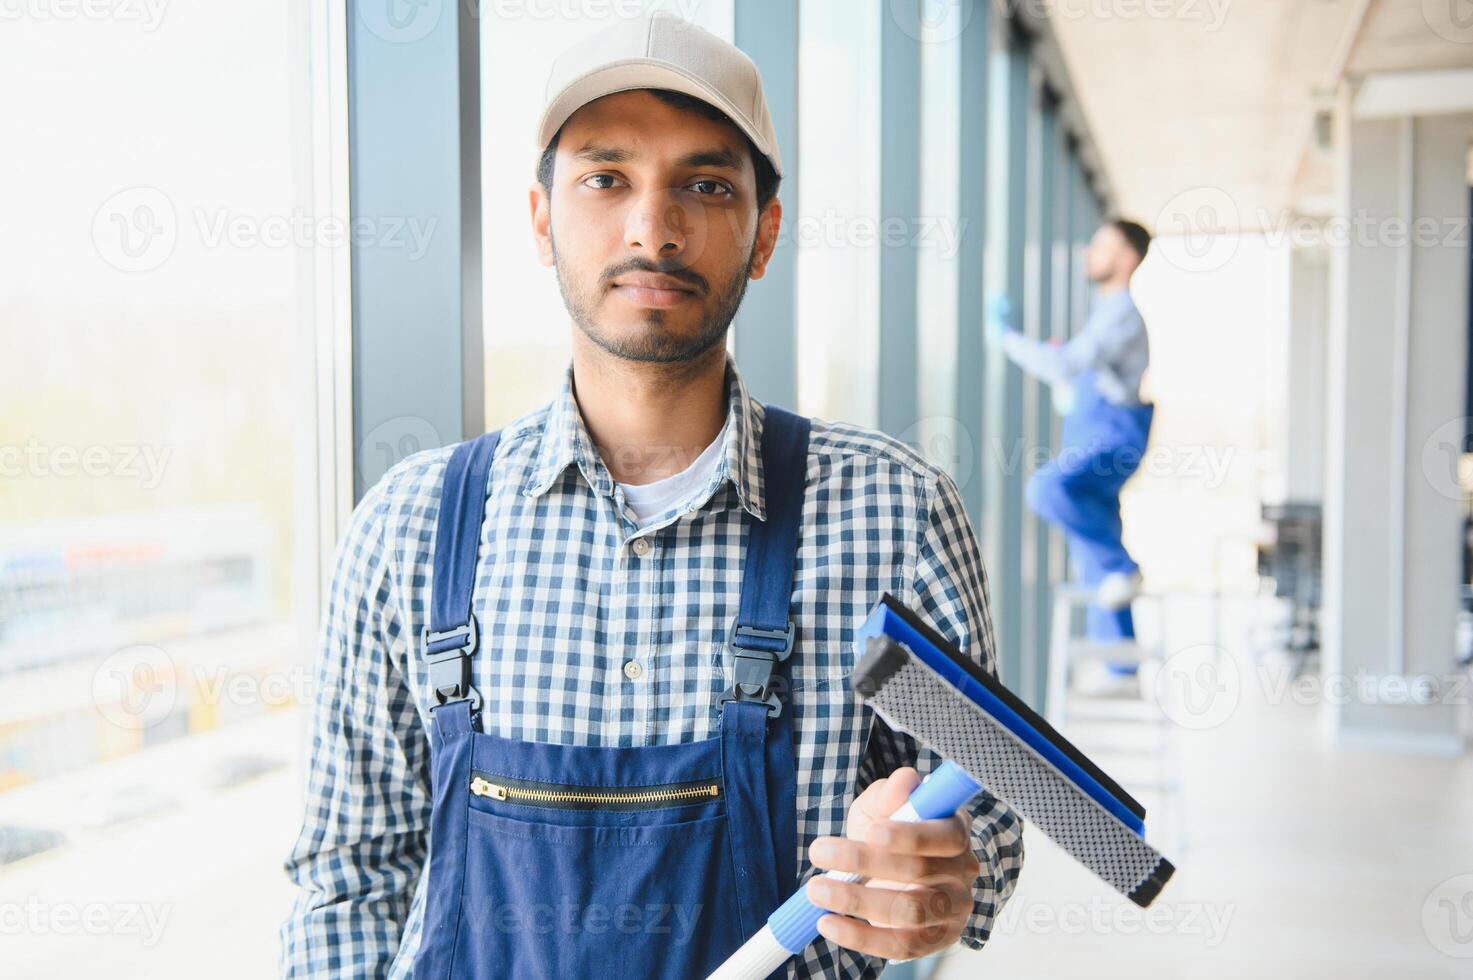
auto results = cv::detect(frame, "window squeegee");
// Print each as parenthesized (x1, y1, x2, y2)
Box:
(707, 594, 1175, 980)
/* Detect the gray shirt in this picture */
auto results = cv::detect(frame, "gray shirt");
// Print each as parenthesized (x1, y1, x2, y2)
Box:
(1000, 288, 1149, 406)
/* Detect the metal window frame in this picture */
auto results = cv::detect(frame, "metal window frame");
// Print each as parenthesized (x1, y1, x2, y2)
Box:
(953, 0, 995, 534)
(1021, 82, 1061, 708)
(877, 2, 922, 438)
(346, 0, 484, 504)
(982, 20, 1032, 690)
(734, 0, 800, 410)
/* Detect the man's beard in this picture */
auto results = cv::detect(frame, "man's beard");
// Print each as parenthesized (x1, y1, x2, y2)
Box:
(552, 230, 756, 365)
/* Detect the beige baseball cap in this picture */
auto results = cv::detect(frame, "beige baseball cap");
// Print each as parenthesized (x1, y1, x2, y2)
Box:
(535, 11, 783, 179)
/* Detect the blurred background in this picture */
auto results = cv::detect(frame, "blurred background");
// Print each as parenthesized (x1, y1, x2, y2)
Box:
(2, 0, 1472, 977)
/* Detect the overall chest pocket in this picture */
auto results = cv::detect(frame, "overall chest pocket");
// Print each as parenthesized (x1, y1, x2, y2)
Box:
(454, 780, 744, 980)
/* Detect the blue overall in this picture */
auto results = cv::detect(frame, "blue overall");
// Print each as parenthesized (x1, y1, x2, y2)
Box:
(410, 408, 812, 980)
(1026, 369, 1154, 642)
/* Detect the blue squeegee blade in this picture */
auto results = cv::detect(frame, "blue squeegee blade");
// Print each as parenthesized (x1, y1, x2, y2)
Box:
(855, 594, 1147, 837)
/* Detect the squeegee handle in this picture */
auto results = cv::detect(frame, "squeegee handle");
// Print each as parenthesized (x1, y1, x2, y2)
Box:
(765, 761, 982, 955)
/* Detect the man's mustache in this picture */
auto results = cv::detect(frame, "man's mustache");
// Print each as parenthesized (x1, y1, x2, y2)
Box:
(603, 262, 707, 295)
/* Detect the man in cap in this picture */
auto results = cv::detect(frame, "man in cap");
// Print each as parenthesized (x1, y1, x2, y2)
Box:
(281, 13, 1022, 978)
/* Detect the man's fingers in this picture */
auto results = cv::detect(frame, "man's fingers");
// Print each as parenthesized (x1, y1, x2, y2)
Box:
(807, 877, 964, 929)
(812, 774, 976, 962)
(814, 913, 952, 962)
(865, 812, 973, 858)
(855, 767, 920, 823)
(809, 836, 932, 883)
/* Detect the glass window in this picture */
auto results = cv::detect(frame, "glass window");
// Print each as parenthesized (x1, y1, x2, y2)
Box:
(916, 17, 962, 438)
(0, 3, 327, 973)
(795, 1, 881, 425)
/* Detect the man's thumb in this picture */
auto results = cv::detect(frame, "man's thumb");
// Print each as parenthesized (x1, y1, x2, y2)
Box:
(859, 766, 921, 823)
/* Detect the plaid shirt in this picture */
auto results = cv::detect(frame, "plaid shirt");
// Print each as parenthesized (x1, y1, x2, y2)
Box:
(279, 349, 1024, 978)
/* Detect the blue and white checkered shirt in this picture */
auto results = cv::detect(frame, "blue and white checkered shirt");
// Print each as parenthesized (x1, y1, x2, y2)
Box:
(279, 349, 1024, 978)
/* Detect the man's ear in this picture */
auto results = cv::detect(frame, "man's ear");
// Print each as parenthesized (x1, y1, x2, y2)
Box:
(530, 180, 554, 267)
(747, 197, 782, 281)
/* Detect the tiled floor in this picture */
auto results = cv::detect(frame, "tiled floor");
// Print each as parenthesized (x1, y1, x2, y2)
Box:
(934, 597, 1473, 980)
(0, 713, 301, 978)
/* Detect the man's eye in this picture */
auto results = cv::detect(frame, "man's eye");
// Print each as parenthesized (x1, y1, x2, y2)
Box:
(689, 180, 730, 196)
(583, 174, 619, 190)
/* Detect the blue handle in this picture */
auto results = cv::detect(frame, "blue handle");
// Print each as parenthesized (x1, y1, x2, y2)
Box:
(901, 761, 982, 821)
(767, 762, 982, 954)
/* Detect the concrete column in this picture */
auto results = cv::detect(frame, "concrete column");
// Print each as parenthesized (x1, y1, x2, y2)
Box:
(1286, 245, 1329, 504)
(1264, 241, 1329, 507)
(1323, 94, 1471, 754)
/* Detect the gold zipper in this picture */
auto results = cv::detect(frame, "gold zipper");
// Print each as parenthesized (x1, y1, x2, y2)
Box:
(469, 773, 720, 809)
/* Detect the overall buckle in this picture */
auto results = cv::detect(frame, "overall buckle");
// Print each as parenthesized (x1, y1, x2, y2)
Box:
(423, 619, 480, 708)
(717, 621, 795, 718)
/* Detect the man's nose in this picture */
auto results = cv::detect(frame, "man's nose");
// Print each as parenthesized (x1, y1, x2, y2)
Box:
(624, 188, 692, 259)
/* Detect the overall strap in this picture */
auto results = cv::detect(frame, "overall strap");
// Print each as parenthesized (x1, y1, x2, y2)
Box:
(425, 430, 502, 708)
(718, 405, 811, 718)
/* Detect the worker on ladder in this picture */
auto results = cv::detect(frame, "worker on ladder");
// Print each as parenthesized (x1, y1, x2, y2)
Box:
(988, 219, 1155, 652)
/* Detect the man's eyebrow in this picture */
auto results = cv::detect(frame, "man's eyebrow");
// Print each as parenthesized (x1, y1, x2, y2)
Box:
(571, 142, 631, 164)
(675, 146, 744, 171)
(570, 142, 745, 171)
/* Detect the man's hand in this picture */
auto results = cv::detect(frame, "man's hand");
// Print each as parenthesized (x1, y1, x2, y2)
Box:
(984, 292, 1017, 344)
(806, 767, 981, 962)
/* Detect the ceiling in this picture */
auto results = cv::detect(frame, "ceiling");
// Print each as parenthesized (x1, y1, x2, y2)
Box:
(1046, 0, 1473, 231)
(1350, 0, 1473, 72)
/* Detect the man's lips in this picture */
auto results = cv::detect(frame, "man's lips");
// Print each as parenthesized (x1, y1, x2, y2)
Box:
(610, 276, 698, 308)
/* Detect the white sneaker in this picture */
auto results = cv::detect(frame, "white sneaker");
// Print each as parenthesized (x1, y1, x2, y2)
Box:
(1095, 570, 1143, 611)
(1072, 659, 1143, 699)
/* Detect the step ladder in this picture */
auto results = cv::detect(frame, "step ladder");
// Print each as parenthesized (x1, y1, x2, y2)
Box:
(1043, 585, 1187, 853)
